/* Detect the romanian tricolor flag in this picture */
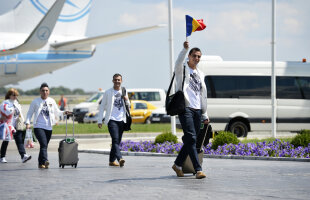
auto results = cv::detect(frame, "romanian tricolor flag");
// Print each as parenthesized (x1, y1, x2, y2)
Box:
(186, 15, 206, 37)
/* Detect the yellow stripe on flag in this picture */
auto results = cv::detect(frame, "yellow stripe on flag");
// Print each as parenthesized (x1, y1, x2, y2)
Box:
(192, 18, 201, 32)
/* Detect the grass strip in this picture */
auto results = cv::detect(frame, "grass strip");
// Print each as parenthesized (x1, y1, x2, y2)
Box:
(52, 123, 182, 134)
(241, 137, 293, 144)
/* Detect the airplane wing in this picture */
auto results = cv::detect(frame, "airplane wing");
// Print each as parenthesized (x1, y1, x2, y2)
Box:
(0, 0, 66, 56)
(50, 24, 166, 49)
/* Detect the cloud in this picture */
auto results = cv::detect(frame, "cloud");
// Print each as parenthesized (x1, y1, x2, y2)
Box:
(276, 2, 304, 36)
(119, 13, 137, 26)
(118, 2, 168, 26)
(207, 10, 260, 40)
(282, 18, 301, 35)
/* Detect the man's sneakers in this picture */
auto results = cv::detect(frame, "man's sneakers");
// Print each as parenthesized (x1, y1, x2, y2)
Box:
(22, 154, 32, 163)
(196, 171, 207, 179)
(172, 164, 184, 177)
(38, 161, 50, 169)
(119, 159, 125, 167)
(0, 157, 7, 163)
(172, 164, 206, 179)
(109, 159, 125, 167)
(109, 161, 120, 166)
(44, 161, 50, 169)
(38, 164, 46, 169)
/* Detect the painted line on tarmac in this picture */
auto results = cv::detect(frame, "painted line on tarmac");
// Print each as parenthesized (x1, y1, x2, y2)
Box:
(79, 149, 310, 162)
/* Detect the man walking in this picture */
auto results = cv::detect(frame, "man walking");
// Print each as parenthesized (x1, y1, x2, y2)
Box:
(58, 95, 67, 121)
(172, 41, 210, 179)
(97, 74, 130, 167)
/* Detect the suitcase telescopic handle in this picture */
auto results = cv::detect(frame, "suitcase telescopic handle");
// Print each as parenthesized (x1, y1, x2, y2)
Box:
(65, 114, 75, 139)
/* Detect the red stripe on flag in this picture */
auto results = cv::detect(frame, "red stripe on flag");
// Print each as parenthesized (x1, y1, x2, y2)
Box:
(196, 19, 206, 31)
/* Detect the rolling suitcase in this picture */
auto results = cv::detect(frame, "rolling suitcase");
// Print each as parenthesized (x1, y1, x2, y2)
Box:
(182, 123, 210, 174)
(58, 115, 79, 168)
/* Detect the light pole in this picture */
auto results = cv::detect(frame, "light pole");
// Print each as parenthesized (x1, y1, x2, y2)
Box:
(168, 0, 176, 135)
(271, 0, 277, 138)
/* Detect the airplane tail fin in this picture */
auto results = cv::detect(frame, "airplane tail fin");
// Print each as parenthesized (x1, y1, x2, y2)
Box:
(0, 0, 91, 37)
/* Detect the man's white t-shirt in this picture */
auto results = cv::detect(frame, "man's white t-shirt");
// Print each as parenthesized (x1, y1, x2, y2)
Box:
(186, 67, 202, 109)
(34, 101, 52, 130)
(110, 89, 125, 122)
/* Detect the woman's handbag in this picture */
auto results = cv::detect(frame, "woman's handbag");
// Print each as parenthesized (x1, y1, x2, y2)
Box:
(165, 66, 186, 116)
(16, 115, 26, 131)
(122, 87, 132, 131)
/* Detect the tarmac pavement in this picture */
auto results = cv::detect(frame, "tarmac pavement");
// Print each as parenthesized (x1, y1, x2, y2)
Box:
(1, 135, 310, 199)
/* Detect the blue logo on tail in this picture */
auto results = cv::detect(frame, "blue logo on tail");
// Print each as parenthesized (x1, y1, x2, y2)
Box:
(30, 0, 92, 22)
(37, 26, 51, 40)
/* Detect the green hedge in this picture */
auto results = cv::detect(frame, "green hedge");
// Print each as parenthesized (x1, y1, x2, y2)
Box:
(211, 131, 240, 150)
(155, 132, 178, 144)
(291, 131, 310, 148)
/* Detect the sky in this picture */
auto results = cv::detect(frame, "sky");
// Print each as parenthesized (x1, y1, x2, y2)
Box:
(1, 0, 309, 92)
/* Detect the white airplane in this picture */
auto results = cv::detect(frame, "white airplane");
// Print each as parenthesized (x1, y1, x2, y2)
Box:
(0, 0, 164, 87)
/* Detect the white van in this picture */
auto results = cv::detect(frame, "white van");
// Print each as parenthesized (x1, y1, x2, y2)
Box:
(127, 88, 166, 108)
(73, 90, 104, 123)
(196, 56, 310, 137)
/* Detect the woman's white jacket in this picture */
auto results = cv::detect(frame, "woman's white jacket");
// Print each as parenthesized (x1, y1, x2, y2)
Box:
(97, 88, 130, 125)
(25, 97, 63, 126)
(174, 48, 209, 120)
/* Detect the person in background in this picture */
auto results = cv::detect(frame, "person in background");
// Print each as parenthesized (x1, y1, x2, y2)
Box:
(25, 83, 70, 169)
(58, 95, 67, 121)
(97, 73, 130, 167)
(0, 88, 32, 163)
(171, 41, 210, 179)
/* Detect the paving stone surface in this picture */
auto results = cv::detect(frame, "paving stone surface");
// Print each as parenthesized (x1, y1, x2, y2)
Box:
(1, 146, 310, 200)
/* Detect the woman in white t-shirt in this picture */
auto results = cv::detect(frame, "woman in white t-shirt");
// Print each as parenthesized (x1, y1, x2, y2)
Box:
(25, 83, 70, 169)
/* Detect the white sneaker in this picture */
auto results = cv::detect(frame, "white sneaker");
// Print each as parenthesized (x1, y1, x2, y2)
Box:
(0, 157, 7, 163)
(22, 154, 32, 163)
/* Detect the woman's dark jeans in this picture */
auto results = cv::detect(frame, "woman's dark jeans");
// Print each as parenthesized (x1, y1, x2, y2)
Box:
(107, 120, 124, 162)
(175, 107, 202, 172)
(1, 130, 26, 159)
(34, 128, 52, 165)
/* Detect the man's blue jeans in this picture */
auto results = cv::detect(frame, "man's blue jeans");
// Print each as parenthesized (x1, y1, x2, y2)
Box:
(34, 128, 52, 165)
(175, 107, 202, 172)
(108, 120, 124, 162)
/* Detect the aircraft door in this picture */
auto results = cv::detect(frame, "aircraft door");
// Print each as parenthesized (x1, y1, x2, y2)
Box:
(4, 54, 17, 74)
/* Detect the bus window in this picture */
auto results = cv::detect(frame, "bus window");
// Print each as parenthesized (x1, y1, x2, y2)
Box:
(205, 76, 271, 98)
(277, 77, 310, 99)
(298, 77, 310, 99)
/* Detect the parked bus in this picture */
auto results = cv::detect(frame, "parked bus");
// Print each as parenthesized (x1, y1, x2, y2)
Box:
(199, 56, 310, 137)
